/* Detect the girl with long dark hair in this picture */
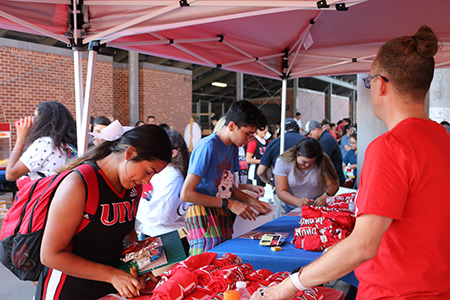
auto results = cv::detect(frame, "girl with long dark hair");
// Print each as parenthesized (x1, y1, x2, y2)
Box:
(6, 101, 77, 183)
(35, 125, 172, 300)
(274, 137, 339, 212)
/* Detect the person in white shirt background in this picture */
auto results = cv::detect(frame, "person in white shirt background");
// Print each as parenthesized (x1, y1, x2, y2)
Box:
(136, 129, 190, 237)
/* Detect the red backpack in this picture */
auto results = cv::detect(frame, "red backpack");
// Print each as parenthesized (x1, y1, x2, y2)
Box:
(0, 163, 99, 281)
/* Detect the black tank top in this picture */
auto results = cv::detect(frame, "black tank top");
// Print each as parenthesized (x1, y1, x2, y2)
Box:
(36, 162, 141, 300)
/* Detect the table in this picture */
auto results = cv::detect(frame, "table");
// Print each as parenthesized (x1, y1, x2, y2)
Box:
(209, 215, 359, 287)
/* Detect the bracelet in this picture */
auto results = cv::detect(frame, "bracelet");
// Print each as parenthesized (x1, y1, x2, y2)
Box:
(290, 271, 307, 291)
(325, 192, 332, 197)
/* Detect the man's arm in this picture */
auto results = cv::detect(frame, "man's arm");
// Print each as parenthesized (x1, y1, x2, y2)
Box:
(251, 214, 392, 299)
(257, 164, 272, 185)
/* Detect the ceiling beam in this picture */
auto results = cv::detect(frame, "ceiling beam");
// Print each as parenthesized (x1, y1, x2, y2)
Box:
(145, 56, 169, 64)
(313, 76, 356, 90)
(170, 61, 192, 69)
(193, 69, 229, 90)
(193, 66, 213, 78)
(197, 72, 236, 95)
(246, 80, 282, 99)
(114, 50, 130, 63)
(39, 36, 59, 46)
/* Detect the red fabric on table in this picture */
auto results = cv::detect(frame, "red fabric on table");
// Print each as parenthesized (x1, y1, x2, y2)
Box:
(207, 276, 229, 292)
(193, 265, 221, 286)
(315, 286, 345, 300)
(245, 268, 273, 281)
(180, 252, 218, 271)
(214, 264, 246, 285)
(211, 253, 242, 267)
(265, 271, 290, 282)
(205, 292, 224, 300)
(152, 268, 198, 300)
(246, 280, 272, 294)
(184, 289, 211, 300)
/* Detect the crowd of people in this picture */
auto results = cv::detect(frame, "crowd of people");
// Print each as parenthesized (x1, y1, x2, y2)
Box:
(3, 25, 450, 300)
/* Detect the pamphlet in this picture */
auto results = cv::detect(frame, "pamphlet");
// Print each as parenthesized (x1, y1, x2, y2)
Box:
(119, 229, 188, 275)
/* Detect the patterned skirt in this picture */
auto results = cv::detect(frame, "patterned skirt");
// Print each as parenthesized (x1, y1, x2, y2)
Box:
(185, 205, 236, 256)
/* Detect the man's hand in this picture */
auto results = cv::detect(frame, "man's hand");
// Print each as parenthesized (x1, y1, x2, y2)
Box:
(251, 278, 298, 300)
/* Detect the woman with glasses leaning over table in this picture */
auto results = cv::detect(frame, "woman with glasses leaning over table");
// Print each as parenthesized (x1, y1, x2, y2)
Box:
(273, 137, 339, 213)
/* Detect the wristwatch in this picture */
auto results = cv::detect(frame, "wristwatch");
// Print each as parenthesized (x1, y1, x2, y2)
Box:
(325, 192, 332, 197)
(221, 198, 229, 209)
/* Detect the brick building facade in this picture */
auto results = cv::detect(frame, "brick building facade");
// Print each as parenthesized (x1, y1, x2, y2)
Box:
(0, 38, 192, 152)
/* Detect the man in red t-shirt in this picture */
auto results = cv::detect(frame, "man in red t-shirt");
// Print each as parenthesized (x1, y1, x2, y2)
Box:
(251, 26, 450, 300)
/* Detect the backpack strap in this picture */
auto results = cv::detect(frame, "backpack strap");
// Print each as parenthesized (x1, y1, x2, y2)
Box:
(14, 178, 42, 235)
(26, 171, 72, 234)
(72, 163, 100, 235)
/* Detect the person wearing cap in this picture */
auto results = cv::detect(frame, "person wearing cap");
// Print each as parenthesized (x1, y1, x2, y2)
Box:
(251, 25, 450, 300)
(257, 119, 305, 185)
(304, 120, 345, 186)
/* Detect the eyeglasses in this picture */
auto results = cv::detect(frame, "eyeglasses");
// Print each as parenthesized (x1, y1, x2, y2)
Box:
(362, 74, 389, 89)
(238, 126, 256, 139)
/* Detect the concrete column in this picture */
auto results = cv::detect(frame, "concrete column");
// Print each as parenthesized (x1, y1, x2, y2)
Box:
(351, 91, 356, 123)
(429, 68, 450, 121)
(293, 78, 299, 114)
(325, 83, 332, 121)
(236, 72, 244, 100)
(356, 73, 387, 186)
(128, 51, 139, 126)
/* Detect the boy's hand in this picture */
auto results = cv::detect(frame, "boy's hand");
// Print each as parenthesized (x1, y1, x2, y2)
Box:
(228, 200, 258, 220)
(250, 200, 271, 216)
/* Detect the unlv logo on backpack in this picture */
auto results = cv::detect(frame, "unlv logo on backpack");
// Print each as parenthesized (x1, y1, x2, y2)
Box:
(100, 199, 138, 226)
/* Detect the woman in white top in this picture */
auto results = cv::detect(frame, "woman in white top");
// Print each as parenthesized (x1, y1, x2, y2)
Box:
(136, 129, 190, 237)
(6, 101, 77, 184)
(273, 137, 339, 213)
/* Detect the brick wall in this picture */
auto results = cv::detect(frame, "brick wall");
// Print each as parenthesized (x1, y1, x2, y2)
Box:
(112, 66, 129, 124)
(140, 63, 192, 133)
(0, 39, 192, 154)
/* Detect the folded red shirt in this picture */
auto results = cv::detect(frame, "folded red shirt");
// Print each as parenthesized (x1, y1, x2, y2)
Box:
(211, 253, 242, 267)
(245, 268, 273, 281)
(152, 268, 198, 300)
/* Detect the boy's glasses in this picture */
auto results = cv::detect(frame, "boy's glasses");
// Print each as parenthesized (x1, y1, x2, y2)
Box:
(238, 127, 256, 139)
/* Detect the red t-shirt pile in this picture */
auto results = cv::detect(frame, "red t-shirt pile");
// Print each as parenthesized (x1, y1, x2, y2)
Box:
(293, 193, 356, 252)
(148, 252, 324, 300)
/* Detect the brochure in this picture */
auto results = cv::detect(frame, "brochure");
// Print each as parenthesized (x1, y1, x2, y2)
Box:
(119, 229, 188, 275)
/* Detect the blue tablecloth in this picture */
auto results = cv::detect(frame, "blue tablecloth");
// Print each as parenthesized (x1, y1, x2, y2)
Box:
(209, 215, 359, 287)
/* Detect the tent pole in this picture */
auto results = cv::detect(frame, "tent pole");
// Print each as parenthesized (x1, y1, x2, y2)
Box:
(73, 49, 84, 154)
(79, 42, 99, 156)
(279, 79, 287, 155)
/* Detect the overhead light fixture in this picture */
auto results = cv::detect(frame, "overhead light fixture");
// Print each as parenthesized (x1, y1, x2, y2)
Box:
(211, 81, 227, 88)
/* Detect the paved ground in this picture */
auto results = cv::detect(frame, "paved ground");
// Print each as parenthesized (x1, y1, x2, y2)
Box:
(0, 192, 36, 300)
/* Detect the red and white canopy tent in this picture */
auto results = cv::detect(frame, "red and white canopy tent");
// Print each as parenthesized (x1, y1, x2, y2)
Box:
(2, 0, 450, 155)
